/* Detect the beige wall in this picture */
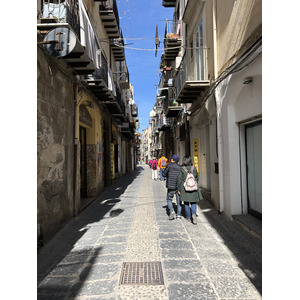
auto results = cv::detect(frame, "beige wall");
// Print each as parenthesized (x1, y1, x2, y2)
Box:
(79, 90, 105, 197)
(185, 0, 262, 80)
(216, 0, 262, 72)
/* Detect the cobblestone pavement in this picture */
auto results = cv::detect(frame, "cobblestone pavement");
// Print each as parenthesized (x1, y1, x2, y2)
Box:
(37, 164, 262, 299)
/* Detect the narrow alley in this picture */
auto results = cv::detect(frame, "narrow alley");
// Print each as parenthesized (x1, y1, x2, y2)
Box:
(37, 163, 261, 300)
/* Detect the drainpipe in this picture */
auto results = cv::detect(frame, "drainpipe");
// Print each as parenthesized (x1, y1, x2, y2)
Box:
(73, 75, 80, 217)
(184, 104, 191, 156)
(213, 0, 224, 213)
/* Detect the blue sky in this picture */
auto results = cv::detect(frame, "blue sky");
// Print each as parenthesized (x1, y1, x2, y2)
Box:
(117, 0, 174, 133)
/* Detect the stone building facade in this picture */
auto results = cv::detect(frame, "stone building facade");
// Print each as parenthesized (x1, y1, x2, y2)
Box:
(37, 0, 138, 249)
(153, 0, 262, 220)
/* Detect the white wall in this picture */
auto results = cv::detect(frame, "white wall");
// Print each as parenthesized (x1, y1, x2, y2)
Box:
(220, 56, 262, 217)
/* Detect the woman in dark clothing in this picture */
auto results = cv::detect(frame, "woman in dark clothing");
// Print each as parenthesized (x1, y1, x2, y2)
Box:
(177, 155, 203, 224)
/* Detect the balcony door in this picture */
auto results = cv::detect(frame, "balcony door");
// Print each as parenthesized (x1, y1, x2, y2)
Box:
(199, 125, 211, 190)
(194, 19, 207, 81)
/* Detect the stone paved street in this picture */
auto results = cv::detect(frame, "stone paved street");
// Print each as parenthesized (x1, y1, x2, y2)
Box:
(37, 163, 262, 299)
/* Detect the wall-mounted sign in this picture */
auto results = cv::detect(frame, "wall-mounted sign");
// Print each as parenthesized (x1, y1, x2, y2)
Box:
(193, 139, 199, 173)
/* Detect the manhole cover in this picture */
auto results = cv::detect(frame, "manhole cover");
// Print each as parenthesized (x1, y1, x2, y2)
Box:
(119, 262, 164, 285)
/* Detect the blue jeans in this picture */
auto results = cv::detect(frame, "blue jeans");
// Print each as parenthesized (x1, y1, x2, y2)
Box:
(160, 169, 166, 181)
(184, 202, 197, 219)
(167, 189, 182, 217)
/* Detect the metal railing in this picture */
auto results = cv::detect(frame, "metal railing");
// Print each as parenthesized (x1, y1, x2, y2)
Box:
(162, 88, 177, 114)
(114, 61, 129, 83)
(90, 52, 108, 86)
(174, 48, 208, 98)
(164, 20, 181, 47)
(158, 69, 173, 91)
(115, 86, 126, 116)
(99, 0, 120, 28)
(39, 0, 80, 37)
(155, 117, 173, 130)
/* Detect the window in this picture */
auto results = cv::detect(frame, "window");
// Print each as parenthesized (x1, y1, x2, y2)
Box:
(194, 17, 207, 80)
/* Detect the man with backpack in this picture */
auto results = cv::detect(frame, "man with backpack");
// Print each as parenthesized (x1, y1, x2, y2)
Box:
(162, 155, 181, 220)
(158, 154, 169, 181)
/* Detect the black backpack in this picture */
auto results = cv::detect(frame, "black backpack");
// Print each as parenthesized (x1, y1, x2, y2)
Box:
(152, 161, 157, 170)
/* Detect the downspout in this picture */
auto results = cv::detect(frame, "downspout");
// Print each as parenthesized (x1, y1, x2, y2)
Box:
(73, 75, 80, 217)
(213, 0, 224, 213)
(184, 104, 191, 156)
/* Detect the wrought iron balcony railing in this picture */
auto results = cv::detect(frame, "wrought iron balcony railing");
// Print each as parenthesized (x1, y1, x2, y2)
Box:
(174, 50, 210, 103)
(99, 0, 121, 39)
(164, 20, 182, 61)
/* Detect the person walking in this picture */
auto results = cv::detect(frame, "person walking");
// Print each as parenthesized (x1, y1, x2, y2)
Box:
(149, 157, 158, 181)
(162, 155, 181, 220)
(177, 155, 203, 225)
(158, 154, 169, 181)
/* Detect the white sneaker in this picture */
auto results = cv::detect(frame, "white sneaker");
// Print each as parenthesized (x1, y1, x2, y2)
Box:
(192, 214, 197, 225)
(169, 211, 175, 220)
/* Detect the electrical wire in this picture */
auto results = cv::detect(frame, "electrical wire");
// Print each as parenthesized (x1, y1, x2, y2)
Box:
(112, 44, 182, 52)
(104, 39, 208, 52)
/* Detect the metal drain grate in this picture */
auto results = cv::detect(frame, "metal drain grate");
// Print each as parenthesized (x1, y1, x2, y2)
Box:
(119, 262, 164, 285)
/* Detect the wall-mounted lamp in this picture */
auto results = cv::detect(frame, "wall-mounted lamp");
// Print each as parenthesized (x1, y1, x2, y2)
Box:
(243, 77, 253, 85)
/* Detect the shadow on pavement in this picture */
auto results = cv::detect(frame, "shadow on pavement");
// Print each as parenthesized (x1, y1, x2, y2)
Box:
(37, 166, 144, 298)
(198, 199, 262, 294)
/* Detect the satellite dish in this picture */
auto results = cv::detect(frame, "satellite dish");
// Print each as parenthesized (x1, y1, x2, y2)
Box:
(43, 27, 77, 57)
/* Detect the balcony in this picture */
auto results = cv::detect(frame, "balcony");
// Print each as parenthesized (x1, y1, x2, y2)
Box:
(151, 141, 162, 152)
(118, 70, 130, 89)
(131, 104, 138, 117)
(159, 67, 174, 90)
(159, 87, 182, 118)
(164, 21, 182, 61)
(99, 0, 121, 39)
(85, 52, 114, 101)
(115, 61, 130, 89)
(121, 122, 135, 140)
(110, 37, 125, 61)
(104, 86, 126, 122)
(38, 1, 80, 36)
(162, 0, 176, 7)
(165, 103, 183, 118)
(152, 120, 160, 135)
(37, 1, 100, 75)
(175, 51, 210, 103)
(158, 117, 173, 131)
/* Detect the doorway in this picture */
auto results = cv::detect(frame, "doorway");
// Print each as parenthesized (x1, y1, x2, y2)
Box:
(199, 125, 211, 190)
(79, 126, 87, 198)
(245, 121, 262, 219)
(114, 144, 119, 175)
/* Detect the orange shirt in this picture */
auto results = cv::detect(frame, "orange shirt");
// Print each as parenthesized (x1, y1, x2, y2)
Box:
(158, 156, 169, 169)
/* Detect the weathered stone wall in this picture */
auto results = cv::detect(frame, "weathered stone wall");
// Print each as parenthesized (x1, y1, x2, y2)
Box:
(37, 47, 76, 249)
(86, 144, 97, 197)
